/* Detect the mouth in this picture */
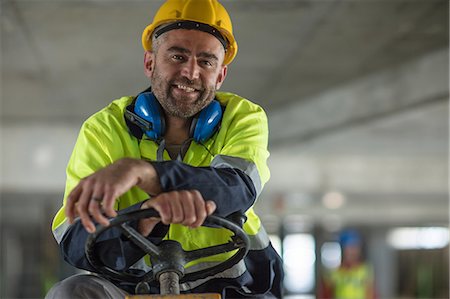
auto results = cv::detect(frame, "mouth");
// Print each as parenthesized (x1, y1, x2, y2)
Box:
(171, 83, 202, 101)
(174, 84, 198, 93)
(172, 84, 200, 93)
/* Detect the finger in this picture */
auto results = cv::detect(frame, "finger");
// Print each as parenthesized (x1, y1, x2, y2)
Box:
(170, 192, 186, 224)
(88, 195, 109, 227)
(190, 192, 206, 228)
(138, 200, 161, 236)
(179, 191, 197, 227)
(205, 200, 217, 215)
(66, 186, 82, 223)
(101, 187, 118, 218)
(77, 188, 96, 233)
(138, 217, 161, 237)
(152, 195, 172, 225)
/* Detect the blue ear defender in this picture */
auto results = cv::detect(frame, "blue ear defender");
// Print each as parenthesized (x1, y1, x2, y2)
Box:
(131, 92, 222, 143)
(191, 100, 222, 143)
(134, 92, 165, 140)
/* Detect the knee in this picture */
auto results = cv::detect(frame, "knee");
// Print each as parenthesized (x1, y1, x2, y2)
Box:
(45, 274, 107, 299)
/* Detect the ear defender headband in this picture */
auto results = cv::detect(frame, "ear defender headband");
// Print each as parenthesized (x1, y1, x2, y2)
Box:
(125, 92, 222, 143)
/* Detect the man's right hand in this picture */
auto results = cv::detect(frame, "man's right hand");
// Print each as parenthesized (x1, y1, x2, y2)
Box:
(138, 190, 216, 236)
(65, 158, 161, 233)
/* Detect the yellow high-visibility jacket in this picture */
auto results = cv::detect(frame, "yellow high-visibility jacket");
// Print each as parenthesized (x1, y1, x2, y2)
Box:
(327, 264, 374, 299)
(51, 91, 284, 298)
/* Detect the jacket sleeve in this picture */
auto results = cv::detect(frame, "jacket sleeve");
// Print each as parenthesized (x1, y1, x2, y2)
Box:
(151, 161, 257, 217)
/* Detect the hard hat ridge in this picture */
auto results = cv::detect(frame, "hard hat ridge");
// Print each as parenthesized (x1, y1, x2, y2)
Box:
(181, 0, 215, 24)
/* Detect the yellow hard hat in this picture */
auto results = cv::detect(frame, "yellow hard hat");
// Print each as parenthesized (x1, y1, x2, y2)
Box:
(142, 0, 238, 65)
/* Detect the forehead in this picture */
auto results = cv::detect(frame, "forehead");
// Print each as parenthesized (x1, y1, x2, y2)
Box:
(158, 29, 225, 57)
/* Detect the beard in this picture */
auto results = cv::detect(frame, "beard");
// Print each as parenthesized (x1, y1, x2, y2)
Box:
(151, 65, 217, 118)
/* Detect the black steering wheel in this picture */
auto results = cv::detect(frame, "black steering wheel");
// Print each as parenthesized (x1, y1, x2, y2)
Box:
(85, 208, 249, 291)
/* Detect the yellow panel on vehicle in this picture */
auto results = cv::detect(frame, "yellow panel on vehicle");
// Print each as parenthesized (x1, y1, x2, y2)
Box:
(126, 294, 221, 299)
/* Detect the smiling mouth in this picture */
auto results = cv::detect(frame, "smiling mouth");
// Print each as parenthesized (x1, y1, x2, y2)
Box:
(173, 84, 202, 93)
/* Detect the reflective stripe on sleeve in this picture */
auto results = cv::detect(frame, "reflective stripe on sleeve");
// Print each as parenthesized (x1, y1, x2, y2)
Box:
(53, 219, 71, 244)
(211, 155, 263, 198)
(248, 224, 270, 250)
(180, 260, 247, 291)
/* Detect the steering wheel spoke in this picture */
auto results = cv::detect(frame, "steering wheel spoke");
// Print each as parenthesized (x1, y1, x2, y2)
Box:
(119, 223, 161, 256)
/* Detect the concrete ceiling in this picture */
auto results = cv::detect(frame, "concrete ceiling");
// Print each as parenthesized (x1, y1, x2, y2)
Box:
(1, 0, 448, 229)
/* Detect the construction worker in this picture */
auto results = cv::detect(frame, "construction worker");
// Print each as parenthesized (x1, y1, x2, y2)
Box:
(318, 229, 376, 299)
(45, 0, 284, 298)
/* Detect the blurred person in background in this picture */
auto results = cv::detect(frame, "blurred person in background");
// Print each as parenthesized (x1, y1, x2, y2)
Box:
(44, 0, 283, 298)
(318, 229, 376, 299)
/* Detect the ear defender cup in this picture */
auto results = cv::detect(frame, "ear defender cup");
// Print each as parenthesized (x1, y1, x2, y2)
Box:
(190, 100, 223, 143)
(134, 92, 165, 140)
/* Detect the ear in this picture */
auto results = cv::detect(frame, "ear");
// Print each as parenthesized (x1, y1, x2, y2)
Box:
(144, 51, 154, 78)
(215, 65, 228, 90)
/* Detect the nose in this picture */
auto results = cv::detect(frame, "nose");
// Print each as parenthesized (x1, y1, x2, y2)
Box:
(180, 58, 200, 81)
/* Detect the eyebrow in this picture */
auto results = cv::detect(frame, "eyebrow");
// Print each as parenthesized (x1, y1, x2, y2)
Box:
(167, 46, 219, 61)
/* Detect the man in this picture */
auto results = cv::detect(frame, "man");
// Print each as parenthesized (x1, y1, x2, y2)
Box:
(46, 0, 284, 298)
(318, 229, 376, 299)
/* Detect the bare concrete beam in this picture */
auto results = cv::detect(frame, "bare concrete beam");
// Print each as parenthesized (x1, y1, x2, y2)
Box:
(268, 48, 449, 146)
(265, 155, 448, 195)
(0, 124, 79, 192)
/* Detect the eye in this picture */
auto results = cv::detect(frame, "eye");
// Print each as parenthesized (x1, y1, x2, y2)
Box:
(171, 54, 184, 61)
(201, 60, 213, 67)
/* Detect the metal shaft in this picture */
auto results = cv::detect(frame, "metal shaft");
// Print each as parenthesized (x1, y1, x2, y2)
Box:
(159, 271, 180, 295)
